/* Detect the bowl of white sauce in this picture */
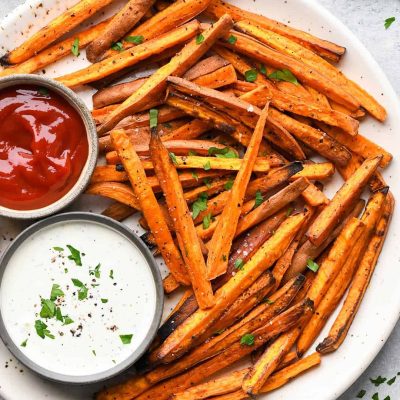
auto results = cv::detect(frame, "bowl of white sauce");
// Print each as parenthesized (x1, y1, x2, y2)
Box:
(0, 212, 163, 384)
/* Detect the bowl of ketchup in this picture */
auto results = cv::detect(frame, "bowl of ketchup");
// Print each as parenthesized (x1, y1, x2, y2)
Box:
(0, 74, 98, 219)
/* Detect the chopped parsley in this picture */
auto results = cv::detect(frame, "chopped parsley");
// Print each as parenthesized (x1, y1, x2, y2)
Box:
(55, 307, 63, 322)
(227, 34, 237, 44)
(306, 258, 319, 273)
(240, 333, 255, 346)
(101, 298, 108, 304)
(203, 160, 211, 171)
(260, 64, 267, 75)
(120, 334, 133, 344)
(63, 316, 74, 325)
(125, 35, 144, 44)
(66, 245, 82, 266)
(224, 177, 234, 190)
(109, 269, 114, 279)
(286, 206, 294, 217)
(372, 394, 379, 400)
(234, 258, 244, 270)
(40, 299, 56, 319)
(387, 376, 396, 385)
(203, 178, 212, 188)
(35, 320, 54, 339)
(71, 278, 88, 300)
(370, 376, 387, 387)
(191, 171, 199, 181)
(208, 146, 238, 158)
(92, 349, 96, 356)
(20, 339, 28, 347)
(264, 298, 275, 304)
(253, 190, 264, 209)
(111, 41, 124, 51)
(169, 152, 178, 165)
(244, 69, 258, 82)
(268, 69, 299, 85)
(50, 284, 64, 301)
(192, 193, 208, 219)
(196, 33, 205, 44)
(149, 108, 158, 129)
(202, 213, 212, 229)
(89, 263, 101, 279)
(188, 150, 198, 156)
(53, 246, 64, 252)
(71, 38, 80, 57)
(384, 17, 396, 29)
(356, 390, 366, 398)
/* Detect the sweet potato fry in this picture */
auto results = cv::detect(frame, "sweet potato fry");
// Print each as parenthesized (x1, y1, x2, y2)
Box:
(111, 130, 189, 286)
(149, 127, 214, 309)
(241, 302, 314, 394)
(206, 104, 269, 279)
(153, 212, 306, 363)
(193, 162, 303, 224)
(301, 180, 330, 206)
(158, 211, 286, 342)
(139, 300, 312, 400)
(97, 15, 233, 134)
(0, 19, 110, 76)
(319, 123, 392, 168)
(86, 182, 141, 210)
(234, 20, 386, 121)
(205, 0, 345, 61)
(102, 202, 136, 221)
(184, 55, 229, 80)
(240, 82, 359, 136)
(291, 162, 335, 181)
(102, 0, 212, 59)
(317, 191, 393, 354)
(86, 0, 155, 62)
(306, 156, 381, 246)
(283, 199, 365, 282)
(297, 190, 387, 355)
(306, 217, 365, 309)
(57, 20, 200, 88)
(235, 178, 309, 237)
(163, 274, 181, 294)
(0, 0, 114, 65)
(161, 119, 211, 141)
(192, 64, 237, 88)
(221, 31, 360, 111)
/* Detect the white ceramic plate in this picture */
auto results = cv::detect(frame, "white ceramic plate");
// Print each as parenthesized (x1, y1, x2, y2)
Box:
(0, 0, 399, 399)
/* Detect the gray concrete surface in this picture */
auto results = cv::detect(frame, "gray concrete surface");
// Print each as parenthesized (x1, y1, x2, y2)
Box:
(0, 0, 399, 399)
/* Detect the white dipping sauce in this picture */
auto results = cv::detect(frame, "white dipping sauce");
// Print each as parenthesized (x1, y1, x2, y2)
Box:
(0, 220, 157, 377)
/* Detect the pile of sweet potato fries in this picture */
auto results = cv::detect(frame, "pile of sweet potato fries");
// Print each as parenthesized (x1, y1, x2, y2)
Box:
(1, 0, 395, 398)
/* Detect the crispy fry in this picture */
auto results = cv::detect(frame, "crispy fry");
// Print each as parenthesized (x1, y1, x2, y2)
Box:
(0, 0, 114, 65)
(86, 0, 155, 62)
(319, 123, 392, 168)
(240, 82, 359, 136)
(291, 162, 335, 181)
(234, 20, 386, 120)
(306, 217, 365, 309)
(301, 180, 330, 207)
(192, 64, 237, 88)
(206, 104, 269, 279)
(161, 119, 210, 141)
(163, 274, 181, 294)
(154, 212, 306, 363)
(284, 199, 365, 282)
(86, 182, 141, 209)
(306, 156, 381, 246)
(221, 31, 360, 111)
(111, 130, 189, 286)
(102, 0, 212, 58)
(317, 191, 393, 354)
(0, 19, 110, 76)
(235, 178, 309, 237)
(57, 20, 200, 88)
(149, 128, 214, 309)
(297, 190, 387, 355)
(102, 202, 135, 221)
(205, 0, 345, 61)
(97, 15, 233, 134)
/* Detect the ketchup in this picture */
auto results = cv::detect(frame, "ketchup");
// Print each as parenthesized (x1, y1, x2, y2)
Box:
(0, 85, 88, 210)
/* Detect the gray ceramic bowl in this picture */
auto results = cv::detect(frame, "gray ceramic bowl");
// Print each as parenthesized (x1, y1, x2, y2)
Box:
(0, 74, 98, 220)
(0, 212, 164, 384)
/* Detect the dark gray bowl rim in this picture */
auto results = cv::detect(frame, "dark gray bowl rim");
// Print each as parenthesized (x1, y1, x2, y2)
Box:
(0, 74, 98, 220)
(0, 212, 164, 384)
